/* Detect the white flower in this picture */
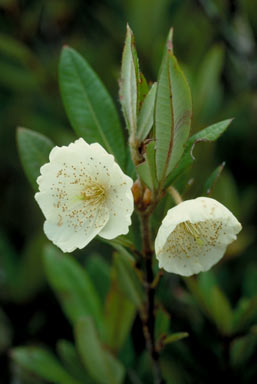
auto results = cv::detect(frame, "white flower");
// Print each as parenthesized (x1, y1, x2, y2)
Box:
(155, 197, 242, 276)
(35, 138, 134, 253)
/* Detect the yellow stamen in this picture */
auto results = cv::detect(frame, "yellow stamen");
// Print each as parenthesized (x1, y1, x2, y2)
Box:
(74, 183, 106, 205)
(182, 221, 204, 246)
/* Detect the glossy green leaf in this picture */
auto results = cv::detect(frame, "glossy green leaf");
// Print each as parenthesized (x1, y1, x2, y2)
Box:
(114, 252, 145, 309)
(119, 24, 138, 138)
(57, 340, 92, 383)
(104, 271, 136, 351)
(17, 127, 54, 190)
(59, 47, 125, 166)
(43, 245, 104, 334)
(165, 119, 233, 187)
(137, 82, 157, 141)
(75, 317, 125, 384)
(11, 347, 81, 384)
(155, 32, 192, 181)
(137, 141, 157, 190)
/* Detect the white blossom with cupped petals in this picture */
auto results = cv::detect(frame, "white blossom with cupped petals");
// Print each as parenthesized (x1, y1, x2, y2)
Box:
(35, 138, 134, 253)
(155, 197, 242, 276)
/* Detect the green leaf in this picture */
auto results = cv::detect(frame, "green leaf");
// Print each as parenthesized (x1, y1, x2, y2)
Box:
(0, 34, 35, 63)
(155, 307, 170, 340)
(119, 25, 138, 138)
(193, 45, 224, 122)
(59, 46, 125, 167)
(57, 340, 93, 383)
(163, 332, 189, 345)
(231, 333, 257, 367)
(186, 276, 233, 335)
(43, 245, 104, 335)
(11, 347, 81, 384)
(114, 252, 145, 309)
(12, 233, 45, 303)
(209, 286, 233, 335)
(75, 317, 125, 384)
(85, 255, 111, 304)
(155, 44, 192, 181)
(138, 72, 149, 108)
(165, 118, 233, 187)
(204, 161, 225, 196)
(137, 141, 158, 190)
(233, 295, 257, 332)
(16, 128, 54, 190)
(104, 270, 136, 352)
(137, 82, 157, 141)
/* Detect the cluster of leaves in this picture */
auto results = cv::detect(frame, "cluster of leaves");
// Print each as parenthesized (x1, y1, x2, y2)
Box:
(1, 0, 257, 383)
(12, 21, 257, 383)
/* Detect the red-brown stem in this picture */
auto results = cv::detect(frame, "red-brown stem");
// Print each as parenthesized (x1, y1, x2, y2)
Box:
(140, 212, 166, 384)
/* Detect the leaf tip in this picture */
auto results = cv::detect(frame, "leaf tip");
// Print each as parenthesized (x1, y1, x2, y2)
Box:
(167, 27, 174, 53)
(126, 23, 134, 37)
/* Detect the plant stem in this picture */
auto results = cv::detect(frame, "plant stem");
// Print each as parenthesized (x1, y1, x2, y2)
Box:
(140, 212, 166, 384)
(167, 186, 183, 205)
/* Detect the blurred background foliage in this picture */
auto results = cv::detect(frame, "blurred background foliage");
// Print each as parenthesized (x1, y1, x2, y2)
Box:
(0, 0, 257, 383)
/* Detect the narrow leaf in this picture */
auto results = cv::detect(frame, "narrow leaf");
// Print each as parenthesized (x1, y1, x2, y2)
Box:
(119, 24, 138, 138)
(155, 48, 192, 181)
(104, 271, 136, 351)
(233, 295, 257, 332)
(75, 317, 125, 384)
(57, 340, 93, 383)
(85, 255, 111, 303)
(59, 47, 125, 166)
(43, 245, 104, 335)
(204, 161, 225, 196)
(155, 307, 170, 340)
(163, 332, 189, 345)
(210, 286, 233, 335)
(114, 252, 145, 309)
(138, 72, 149, 108)
(165, 118, 233, 187)
(137, 82, 157, 140)
(11, 347, 81, 384)
(17, 127, 54, 190)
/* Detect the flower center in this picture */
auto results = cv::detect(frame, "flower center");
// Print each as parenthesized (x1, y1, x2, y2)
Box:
(181, 221, 204, 246)
(80, 182, 106, 206)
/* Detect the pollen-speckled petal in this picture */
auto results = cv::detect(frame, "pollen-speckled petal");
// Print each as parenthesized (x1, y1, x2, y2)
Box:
(35, 138, 134, 253)
(155, 197, 242, 276)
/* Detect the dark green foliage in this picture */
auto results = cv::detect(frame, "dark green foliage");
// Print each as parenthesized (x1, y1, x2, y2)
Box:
(1, 1, 257, 383)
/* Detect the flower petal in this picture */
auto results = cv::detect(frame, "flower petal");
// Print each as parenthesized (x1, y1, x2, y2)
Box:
(99, 163, 134, 239)
(155, 197, 242, 276)
(44, 206, 109, 253)
(35, 138, 134, 252)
